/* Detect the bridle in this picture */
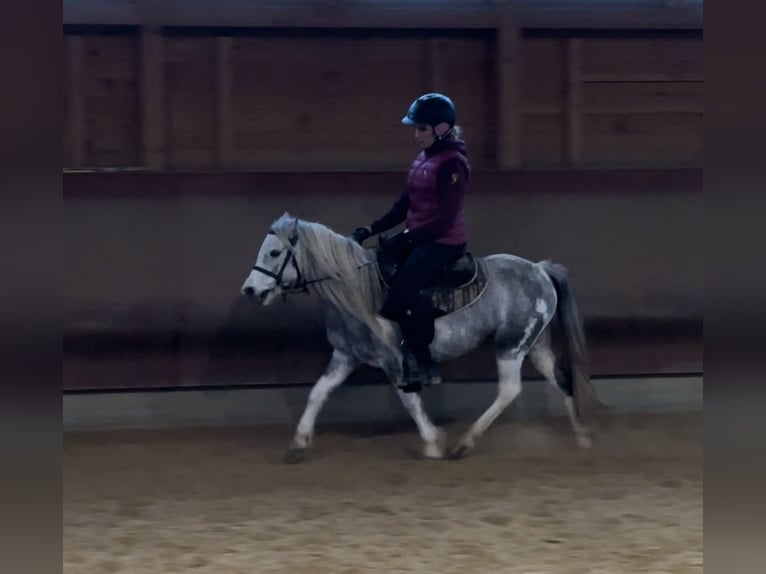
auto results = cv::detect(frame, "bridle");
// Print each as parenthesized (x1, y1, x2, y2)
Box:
(250, 227, 376, 299)
(250, 230, 313, 295)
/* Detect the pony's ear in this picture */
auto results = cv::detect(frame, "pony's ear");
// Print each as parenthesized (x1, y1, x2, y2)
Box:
(288, 216, 299, 246)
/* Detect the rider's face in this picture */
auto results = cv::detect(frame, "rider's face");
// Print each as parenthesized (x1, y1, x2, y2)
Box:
(414, 124, 436, 149)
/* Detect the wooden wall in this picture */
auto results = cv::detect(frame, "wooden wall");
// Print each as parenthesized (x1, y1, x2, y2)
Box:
(63, 8, 702, 171)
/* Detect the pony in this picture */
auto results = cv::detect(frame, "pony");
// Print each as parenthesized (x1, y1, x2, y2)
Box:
(241, 213, 602, 463)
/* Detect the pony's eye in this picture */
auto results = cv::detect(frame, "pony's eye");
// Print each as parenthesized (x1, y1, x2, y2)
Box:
(269, 250, 281, 258)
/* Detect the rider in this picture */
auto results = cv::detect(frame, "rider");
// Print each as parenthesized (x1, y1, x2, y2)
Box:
(350, 92, 470, 388)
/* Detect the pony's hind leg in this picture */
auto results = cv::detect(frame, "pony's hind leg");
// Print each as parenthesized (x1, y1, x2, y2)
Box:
(450, 353, 524, 459)
(529, 335, 592, 448)
(284, 350, 357, 464)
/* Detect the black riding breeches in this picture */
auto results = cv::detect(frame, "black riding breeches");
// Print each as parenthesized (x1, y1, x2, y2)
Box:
(380, 242, 465, 364)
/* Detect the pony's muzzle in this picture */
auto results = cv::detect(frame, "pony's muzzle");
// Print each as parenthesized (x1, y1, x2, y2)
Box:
(243, 285, 274, 304)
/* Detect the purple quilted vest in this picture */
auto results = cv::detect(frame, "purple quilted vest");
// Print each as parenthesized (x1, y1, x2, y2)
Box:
(405, 147, 469, 245)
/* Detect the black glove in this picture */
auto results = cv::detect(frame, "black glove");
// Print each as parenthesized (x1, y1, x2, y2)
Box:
(350, 226, 372, 245)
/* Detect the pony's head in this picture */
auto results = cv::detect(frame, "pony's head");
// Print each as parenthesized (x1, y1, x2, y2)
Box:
(241, 213, 302, 305)
(241, 213, 387, 337)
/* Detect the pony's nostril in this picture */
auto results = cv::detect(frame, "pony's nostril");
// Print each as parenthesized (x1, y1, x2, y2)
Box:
(243, 286, 255, 297)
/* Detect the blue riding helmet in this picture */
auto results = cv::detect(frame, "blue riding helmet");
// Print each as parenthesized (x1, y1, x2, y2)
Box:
(401, 93, 456, 128)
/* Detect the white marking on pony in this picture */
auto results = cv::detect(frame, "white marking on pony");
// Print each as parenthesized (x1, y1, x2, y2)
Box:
(514, 317, 538, 355)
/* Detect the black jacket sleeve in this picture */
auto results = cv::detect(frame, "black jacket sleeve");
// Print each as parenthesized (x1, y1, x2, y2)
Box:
(369, 190, 410, 235)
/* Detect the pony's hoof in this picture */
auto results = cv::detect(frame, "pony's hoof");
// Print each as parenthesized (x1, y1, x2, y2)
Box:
(423, 444, 443, 459)
(283, 447, 306, 464)
(576, 434, 593, 449)
(448, 443, 472, 460)
(423, 430, 446, 459)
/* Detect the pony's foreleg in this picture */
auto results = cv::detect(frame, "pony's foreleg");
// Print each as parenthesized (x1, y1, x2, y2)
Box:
(450, 354, 523, 459)
(284, 350, 357, 464)
(397, 390, 446, 459)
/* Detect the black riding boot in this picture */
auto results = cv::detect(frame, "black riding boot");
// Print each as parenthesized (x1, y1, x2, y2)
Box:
(397, 304, 442, 392)
(399, 340, 441, 393)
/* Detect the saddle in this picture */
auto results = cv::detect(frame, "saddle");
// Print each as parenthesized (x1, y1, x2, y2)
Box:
(376, 248, 488, 316)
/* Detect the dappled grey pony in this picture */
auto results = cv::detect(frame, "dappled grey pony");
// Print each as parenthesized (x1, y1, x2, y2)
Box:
(241, 213, 602, 463)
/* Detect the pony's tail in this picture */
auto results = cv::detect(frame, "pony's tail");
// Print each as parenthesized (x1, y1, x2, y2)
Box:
(540, 260, 606, 421)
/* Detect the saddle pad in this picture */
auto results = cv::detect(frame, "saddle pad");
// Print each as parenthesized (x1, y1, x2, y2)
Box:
(429, 258, 489, 316)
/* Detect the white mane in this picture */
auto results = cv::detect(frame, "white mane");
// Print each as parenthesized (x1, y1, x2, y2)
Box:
(270, 213, 390, 343)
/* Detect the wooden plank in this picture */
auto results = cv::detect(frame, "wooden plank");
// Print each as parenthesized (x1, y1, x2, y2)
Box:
(582, 37, 703, 78)
(227, 34, 496, 170)
(440, 37, 495, 168)
(216, 37, 234, 169)
(64, 37, 71, 167)
(67, 36, 86, 167)
(166, 149, 217, 169)
(522, 106, 563, 114)
(521, 113, 563, 167)
(427, 37, 445, 92)
(81, 34, 141, 167)
(163, 36, 216, 169)
(563, 38, 583, 167)
(140, 27, 164, 170)
(496, 6, 521, 168)
(584, 81, 703, 114)
(230, 36, 433, 170)
(583, 112, 703, 166)
(583, 73, 703, 83)
(521, 37, 565, 114)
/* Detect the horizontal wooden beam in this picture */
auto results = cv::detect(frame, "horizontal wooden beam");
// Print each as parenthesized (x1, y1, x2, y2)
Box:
(64, 1, 703, 30)
(519, 2, 702, 30)
(524, 104, 704, 114)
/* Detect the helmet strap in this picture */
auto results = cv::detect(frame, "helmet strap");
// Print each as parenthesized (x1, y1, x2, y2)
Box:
(433, 122, 453, 140)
